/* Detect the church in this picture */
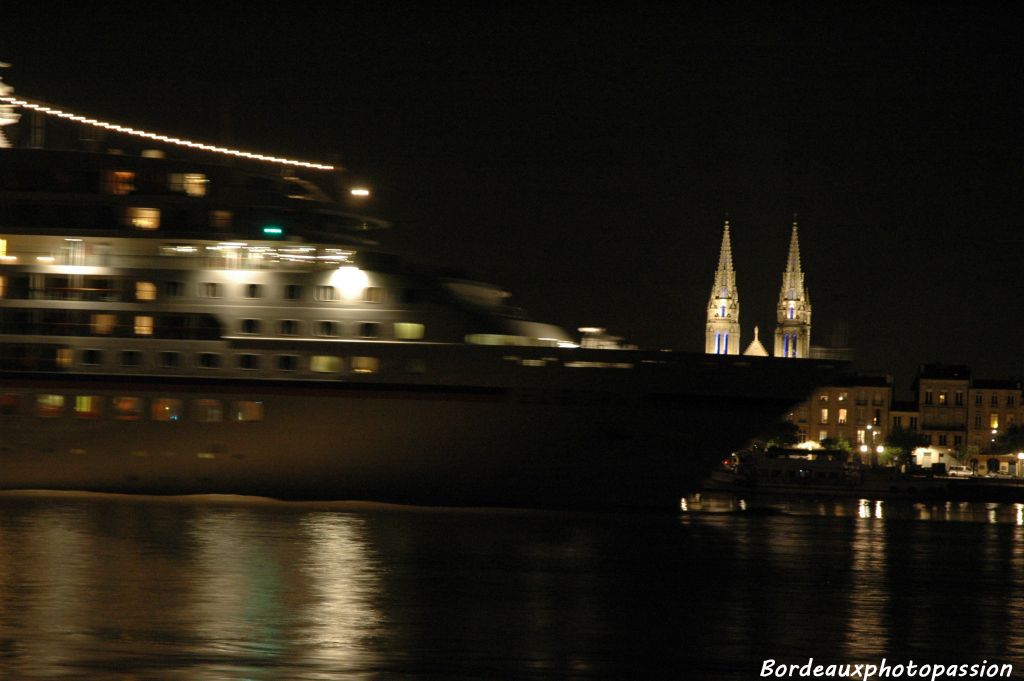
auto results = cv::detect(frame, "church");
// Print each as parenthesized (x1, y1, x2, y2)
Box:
(705, 219, 811, 358)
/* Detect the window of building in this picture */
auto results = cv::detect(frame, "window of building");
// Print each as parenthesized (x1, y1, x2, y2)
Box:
(232, 400, 264, 422)
(113, 396, 143, 420)
(74, 395, 103, 419)
(193, 399, 224, 422)
(975, 414, 982, 428)
(0, 275, 5, 299)
(938, 434, 948, 446)
(164, 281, 185, 297)
(135, 281, 157, 301)
(818, 430, 828, 442)
(81, 349, 104, 366)
(210, 210, 233, 229)
(1009, 395, 1016, 407)
(1009, 414, 1017, 426)
(910, 416, 918, 431)
(126, 207, 160, 230)
(992, 395, 999, 407)
(159, 351, 181, 368)
(893, 415, 903, 429)
(105, 170, 136, 195)
(838, 408, 847, 425)
(201, 282, 222, 298)
(283, 284, 303, 301)
(152, 398, 184, 422)
(169, 173, 208, 197)
(238, 354, 261, 370)
(955, 391, 964, 406)
(277, 355, 299, 371)
(395, 322, 425, 340)
(924, 390, 933, 406)
(37, 394, 65, 417)
(197, 353, 221, 369)
(991, 413, 1000, 429)
(975, 393, 983, 406)
(351, 356, 379, 374)
(279, 319, 300, 336)
(363, 286, 384, 303)
(315, 285, 336, 301)
(244, 283, 263, 299)
(938, 391, 947, 406)
(241, 319, 261, 334)
(954, 435, 963, 446)
(311, 355, 342, 373)
(134, 315, 154, 336)
(856, 429, 865, 445)
(819, 394, 829, 403)
(358, 322, 380, 339)
(315, 320, 339, 337)
(90, 313, 117, 335)
(820, 408, 829, 424)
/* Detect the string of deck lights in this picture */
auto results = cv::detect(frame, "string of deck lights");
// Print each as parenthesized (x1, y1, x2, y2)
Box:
(0, 95, 335, 170)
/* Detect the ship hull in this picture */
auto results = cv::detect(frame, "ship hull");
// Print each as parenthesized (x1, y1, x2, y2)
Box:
(0, 351, 838, 509)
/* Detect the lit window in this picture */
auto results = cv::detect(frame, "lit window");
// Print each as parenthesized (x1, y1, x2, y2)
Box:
(0, 393, 18, 415)
(126, 207, 160, 230)
(837, 392, 846, 402)
(363, 286, 384, 303)
(991, 413, 1000, 429)
(135, 315, 154, 336)
(91, 313, 117, 335)
(316, 285, 336, 301)
(113, 397, 143, 420)
(232, 400, 264, 421)
(938, 391, 947, 405)
(838, 408, 847, 425)
(819, 394, 829, 403)
(37, 394, 65, 417)
(352, 356, 379, 374)
(820, 408, 828, 424)
(394, 322, 425, 340)
(152, 398, 184, 421)
(136, 281, 157, 301)
(210, 210, 233, 228)
(315, 320, 338, 337)
(193, 399, 223, 422)
(169, 173, 208, 197)
(311, 355, 342, 373)
(57, 348, 73, 368)
(105, 170, 135, 195)
(74, 395, 103, 419)
(818, 430, 828, 442)
(0, 275, 5, 298)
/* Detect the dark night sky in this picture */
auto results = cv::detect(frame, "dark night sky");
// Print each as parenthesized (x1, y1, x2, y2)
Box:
(3, 3, 1024, 394)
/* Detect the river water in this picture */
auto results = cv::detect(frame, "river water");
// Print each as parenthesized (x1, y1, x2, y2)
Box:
(0, 491, 1020, 680)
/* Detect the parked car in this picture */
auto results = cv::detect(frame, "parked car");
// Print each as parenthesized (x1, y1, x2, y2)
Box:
(948, 466, 975, 478)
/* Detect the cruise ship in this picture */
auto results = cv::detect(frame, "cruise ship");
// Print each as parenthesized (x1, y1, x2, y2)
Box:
(0, 94, 842, 509)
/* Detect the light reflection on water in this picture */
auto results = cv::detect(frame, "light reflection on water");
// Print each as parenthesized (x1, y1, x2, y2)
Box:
(1, 493, 1024, 679)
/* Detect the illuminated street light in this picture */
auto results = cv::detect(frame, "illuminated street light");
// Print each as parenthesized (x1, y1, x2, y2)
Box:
(350, 187, 371, 197)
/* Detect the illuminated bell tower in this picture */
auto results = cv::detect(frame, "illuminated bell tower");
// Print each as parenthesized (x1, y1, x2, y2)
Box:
(705, 220, 741, 355)
(774, 220, 811, 358)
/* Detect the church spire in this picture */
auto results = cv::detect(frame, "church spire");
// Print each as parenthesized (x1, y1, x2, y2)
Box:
(706, 219, 741, 355)
(774, 218, 812, 358)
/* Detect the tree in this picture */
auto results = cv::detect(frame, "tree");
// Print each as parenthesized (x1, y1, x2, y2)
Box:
(885, 425, 930, 466)
(990, 424, 1024, 455)
(750, 421, 801, 450)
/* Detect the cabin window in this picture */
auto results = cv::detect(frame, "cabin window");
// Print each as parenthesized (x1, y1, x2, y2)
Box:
(351, 356, 379, 374)
(135, 315, 154, 336)
(279, 319, 300, 336)
(283, 284, 303, 301)
(394, 322, 425, 340)
(152, 398, 184, 422)
(90, 313, 117, 335)
(237, 354, 261, 370)
(244, 283, 263, 299)
(363, 286, 384, 303)
(126, 207, 160, 230)
(81, 349, 104, 366)
(232, 400, 264, 422)
(0, 393, 18, 415)
(0, 275, 5, 299)
(358, 322, 380, 339)
(277, 355, 299, 371)
(120, 350, 142, 367)
(113, 396, 143, 420)
(159, 351, 181, 368)
(241, 319, 261, 334)
(315, 285, 336, 301)
(136, 281, 157, 301)
(104, 170, 136, 195)
(311, 355, 342, 373)
(315, 320, 339, 337)
(193, 399, 224, 422)
(197, 353, 221, 369)
(37, 394, 65, 417)
(74, 396, 103, 419)
(169, 173, 207, 197)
